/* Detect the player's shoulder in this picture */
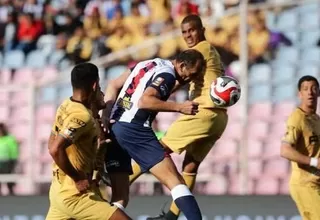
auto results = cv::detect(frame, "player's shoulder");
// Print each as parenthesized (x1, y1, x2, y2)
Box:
(59, 98, 92, 123)
(153, 58, 175, 75)
(287, 108, 305, 125)
(192, 41, 211, 53)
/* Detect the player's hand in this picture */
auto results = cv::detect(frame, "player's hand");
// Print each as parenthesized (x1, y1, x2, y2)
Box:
(75, 178, 90, 193)
(178, 101, 199, 115)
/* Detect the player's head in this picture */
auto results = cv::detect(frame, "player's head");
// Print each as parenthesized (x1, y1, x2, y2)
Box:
(71, 62, 103, 105)
(297, 75, 319, 109)
(181, 14, 206, 48)
(174, 49, 205, 84)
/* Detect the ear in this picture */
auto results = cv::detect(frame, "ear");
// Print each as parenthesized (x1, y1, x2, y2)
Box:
(298, 91, 302, 99)
(92, 81, 97, 91)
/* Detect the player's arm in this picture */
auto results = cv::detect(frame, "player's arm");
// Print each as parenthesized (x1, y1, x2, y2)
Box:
(48, 114, 90, 181)
(280, 117, 316, 167)
(48, 135, 85, 181)
(138, 72, 198, 114)
(102, 69, 131, 123)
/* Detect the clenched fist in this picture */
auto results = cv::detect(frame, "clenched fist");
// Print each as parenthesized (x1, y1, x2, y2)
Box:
(178, 101, 199, 115)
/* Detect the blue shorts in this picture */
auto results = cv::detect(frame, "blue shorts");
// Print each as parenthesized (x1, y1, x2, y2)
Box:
(105, 121, 166, 173)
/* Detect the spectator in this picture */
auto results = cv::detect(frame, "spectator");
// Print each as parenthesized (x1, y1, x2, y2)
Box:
(3, 11, 18, 52)
(157, 19, 179, 59)
(15, 13, 43, 54)
(147, 0, 171, 33)
(0, 123, 19, 196)
(248, 18, 270, 63)
(22, 0, 43, 19)
(105, 0, 124, 20)
(173, 0, 199, 19)
(83, 6, 108, 40)
(66, 26, 93, 64)
(131, 0, 149, 17)
(105, 24, 131, 63)
(124, 2, 149, 36)
(174, 1, 193, 27)
(105, 6, 124, 35)
(131, 24, 157, 61)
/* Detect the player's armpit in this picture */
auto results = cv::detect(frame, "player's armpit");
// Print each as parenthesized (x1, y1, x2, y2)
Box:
(280, 142, 311, 166)
(48, 134, 85, 182)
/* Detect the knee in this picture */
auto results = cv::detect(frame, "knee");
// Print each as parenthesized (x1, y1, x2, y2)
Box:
(182, 154, 201, 173)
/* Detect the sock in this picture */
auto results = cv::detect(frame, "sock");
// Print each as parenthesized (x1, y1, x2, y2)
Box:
(112, 202, 125, 211)
(129, 162, 143, 184)
(171, 184, 202, 220)
(166, 172, 197, 219)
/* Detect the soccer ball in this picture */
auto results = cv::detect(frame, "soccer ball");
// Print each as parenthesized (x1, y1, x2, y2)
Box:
(210, 76, 241, 107)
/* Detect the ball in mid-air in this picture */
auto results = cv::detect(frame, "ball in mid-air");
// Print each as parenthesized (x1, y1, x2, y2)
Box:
(210, 76, 241, 107)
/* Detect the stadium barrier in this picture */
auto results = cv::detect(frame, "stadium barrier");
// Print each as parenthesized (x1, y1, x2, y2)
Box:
(0, 195, 300, 220)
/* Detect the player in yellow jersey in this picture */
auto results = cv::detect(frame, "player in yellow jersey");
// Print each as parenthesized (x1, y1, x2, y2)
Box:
(46, 63, 131, 220)
(127, 14, 228, 220)
(281, 75, 320, 220)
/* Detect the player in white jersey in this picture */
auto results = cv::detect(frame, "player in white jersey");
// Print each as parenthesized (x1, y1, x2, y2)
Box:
(102, 49, 205, 220)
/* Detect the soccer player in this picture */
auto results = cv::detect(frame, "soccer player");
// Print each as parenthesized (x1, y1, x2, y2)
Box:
(46, 63, 131, 220)
(129, 14, 228, 220)
(280, 75, 320, 220)
(103, 49, 206, 220)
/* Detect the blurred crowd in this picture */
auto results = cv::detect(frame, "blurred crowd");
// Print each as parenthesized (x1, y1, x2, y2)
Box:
(0, 0, 279, 69)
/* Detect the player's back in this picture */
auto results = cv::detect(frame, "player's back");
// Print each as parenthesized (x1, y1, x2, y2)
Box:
(111, 58, 176, 127)
(51, 98, 98, 175)
(285, 108, 320, 186)
(190, 40, 224, 109)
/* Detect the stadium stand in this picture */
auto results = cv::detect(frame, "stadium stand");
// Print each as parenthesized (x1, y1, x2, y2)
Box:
(0, 0, 319, 196)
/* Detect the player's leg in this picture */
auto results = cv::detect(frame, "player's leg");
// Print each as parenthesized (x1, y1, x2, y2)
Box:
(289, 185, 314, 220)
(163, 152, 200, 220)
(105, 135, 132, 209)
(154, 109, 228, 220)
(129, 160, 143, 184)
(71, 189, 132, 220)
(46, 206, 71, 220)
(149, 156, 202, 220)
(129, 146, 172, 185)
(109, 172, 130, 209)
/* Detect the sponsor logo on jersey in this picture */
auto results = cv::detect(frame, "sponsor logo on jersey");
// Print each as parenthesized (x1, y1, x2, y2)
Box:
(71, 118, 86, 127)
(117, 98, 133, 110)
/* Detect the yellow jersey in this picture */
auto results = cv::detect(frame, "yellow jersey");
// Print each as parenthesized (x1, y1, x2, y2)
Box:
(282, 108, 320, 187)
(189, 40, 224, 109)
(51, 98, 98, 175)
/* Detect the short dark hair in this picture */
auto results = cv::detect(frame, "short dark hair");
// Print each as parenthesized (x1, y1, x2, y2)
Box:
(71, 63, 99, 91)
(298, 75, 319, 90)
(176, 49, 205, 70)
(181, 14, 203, 29)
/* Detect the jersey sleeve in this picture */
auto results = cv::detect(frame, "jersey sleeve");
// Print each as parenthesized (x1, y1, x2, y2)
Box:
(281, 113, 302, 146)
(149, 72, 176, 99)
(59, 112, 91, 143)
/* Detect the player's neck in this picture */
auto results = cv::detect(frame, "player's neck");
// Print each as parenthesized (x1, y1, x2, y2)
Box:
(299, 104, 317, 115)
(71, 91, 90, 108)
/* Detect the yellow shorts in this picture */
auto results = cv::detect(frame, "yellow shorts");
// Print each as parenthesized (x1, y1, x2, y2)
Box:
(161, 108, 228, 162)
(290, 184, 320, 220)
(46, 171, 117, 220)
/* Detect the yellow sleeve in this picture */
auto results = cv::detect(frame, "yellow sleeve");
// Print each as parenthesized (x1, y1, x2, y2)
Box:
(59, 112, 91, 143)
(282, 113, 302, 146)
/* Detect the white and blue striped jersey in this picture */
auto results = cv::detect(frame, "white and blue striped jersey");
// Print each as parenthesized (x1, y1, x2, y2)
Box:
(110, 58, 177, 127)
